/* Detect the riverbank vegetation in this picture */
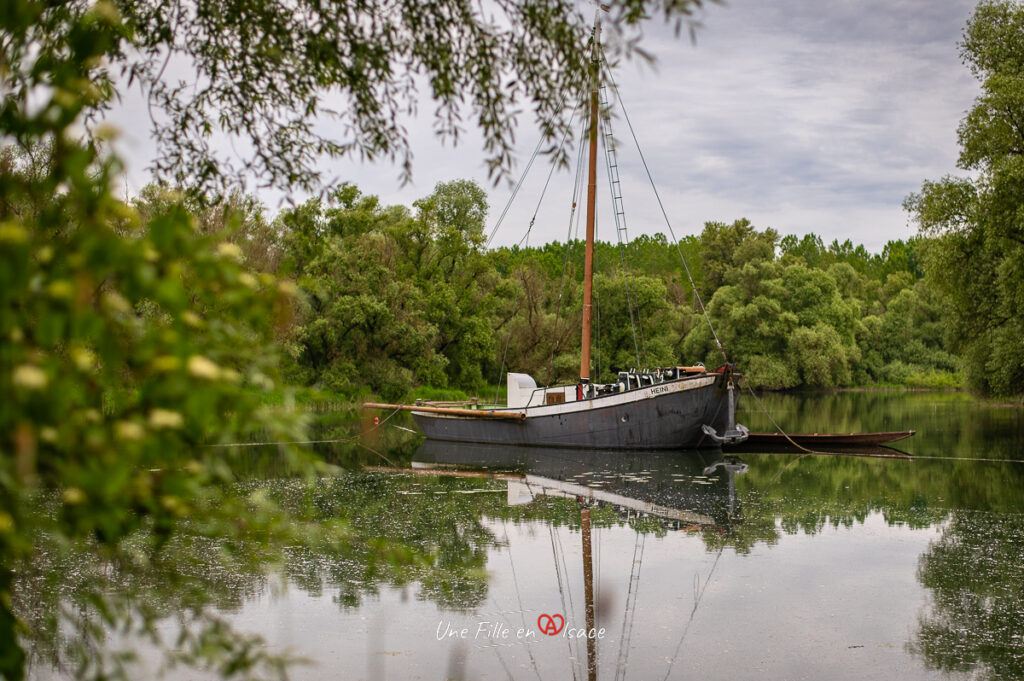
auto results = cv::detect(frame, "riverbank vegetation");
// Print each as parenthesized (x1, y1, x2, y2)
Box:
(903, 0, 1024, 397)
(190, 179, 960, 400)
(81, 165, 1006, 406)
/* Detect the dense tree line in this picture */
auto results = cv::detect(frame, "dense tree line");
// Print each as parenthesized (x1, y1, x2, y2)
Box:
(182, 180, 963, 399)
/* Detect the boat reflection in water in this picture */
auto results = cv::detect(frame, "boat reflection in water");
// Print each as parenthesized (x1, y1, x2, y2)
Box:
(411, 440, 749, 681)
(413, 439, 749, 531)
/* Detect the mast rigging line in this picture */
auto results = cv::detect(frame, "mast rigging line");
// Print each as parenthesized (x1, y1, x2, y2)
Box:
(485, 85, 581, 250)
(544, 113, 592, 390)
(661, 544, 726, 681)
(491, 96, 583, 404)
(614, 525, 646, 681)
(548, 524, 582, 681)
(599, 81, 646, 369)
(502, 521, 546, 681)
(601, 54, 729, 364)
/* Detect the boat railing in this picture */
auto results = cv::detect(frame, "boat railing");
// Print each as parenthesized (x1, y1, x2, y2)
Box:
(523, 366, 712, 407)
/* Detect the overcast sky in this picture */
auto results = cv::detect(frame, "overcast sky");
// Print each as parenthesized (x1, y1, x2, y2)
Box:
(110, 0, 981, 253)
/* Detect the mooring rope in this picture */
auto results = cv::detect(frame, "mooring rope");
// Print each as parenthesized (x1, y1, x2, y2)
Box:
(743, 384, 832, 456)
(203, 402, 406, 448)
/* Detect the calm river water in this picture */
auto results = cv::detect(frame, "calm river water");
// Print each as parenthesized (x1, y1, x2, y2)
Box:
(25, 391, 1024, 681)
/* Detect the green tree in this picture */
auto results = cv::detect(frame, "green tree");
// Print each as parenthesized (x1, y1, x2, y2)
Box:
(133, 185, 284, 274)
(494, 260, 582, 385)
(698, 218, 778, 299)
(279, 180, 499, 397)
(826, 238, 872, 274)
(904, 0, 1024, 396)
(594, 272, 683, 377)
(683, 259, 860, 389)
(875, 238, 923, 281)
(280, 188, 448, 397)
(408, 180, 497, 390)
(0, 122, 316, 681)
(684, 222, 862, 388)
(1, 3, 333, 678)
(779, 232, 827, 269)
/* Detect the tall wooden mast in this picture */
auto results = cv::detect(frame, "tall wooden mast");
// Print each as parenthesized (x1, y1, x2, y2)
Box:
(580, 20, 600, 383)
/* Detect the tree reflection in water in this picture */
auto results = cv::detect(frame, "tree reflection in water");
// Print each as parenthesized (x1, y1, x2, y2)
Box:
(15, 415, 1024, 680)
(14, 472, 607, 679)
(909, 511, 1024, 681)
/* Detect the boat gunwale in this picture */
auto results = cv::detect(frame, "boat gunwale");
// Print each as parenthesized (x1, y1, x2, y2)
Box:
(413, 371, 739, 421)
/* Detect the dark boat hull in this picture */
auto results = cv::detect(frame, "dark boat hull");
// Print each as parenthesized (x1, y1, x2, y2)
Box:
(412, 372, 742, 450)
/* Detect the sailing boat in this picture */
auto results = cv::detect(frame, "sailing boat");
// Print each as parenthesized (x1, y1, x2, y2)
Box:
(366, 21, 748, 450)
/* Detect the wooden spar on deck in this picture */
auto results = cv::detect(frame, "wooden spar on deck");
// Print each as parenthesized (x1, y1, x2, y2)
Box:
(364, 465, 523, 480)
(362, 402, 526, 421)
(579, 21, 600, 383)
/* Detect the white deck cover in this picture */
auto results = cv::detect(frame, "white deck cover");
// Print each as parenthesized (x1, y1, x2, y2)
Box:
(506, 373, 537, 409)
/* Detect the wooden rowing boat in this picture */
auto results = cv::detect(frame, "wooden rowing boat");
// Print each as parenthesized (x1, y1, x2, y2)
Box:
(743, 430, 915, 446)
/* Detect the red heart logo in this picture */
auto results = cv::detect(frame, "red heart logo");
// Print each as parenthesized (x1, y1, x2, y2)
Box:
(537, 613, 565, 636)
